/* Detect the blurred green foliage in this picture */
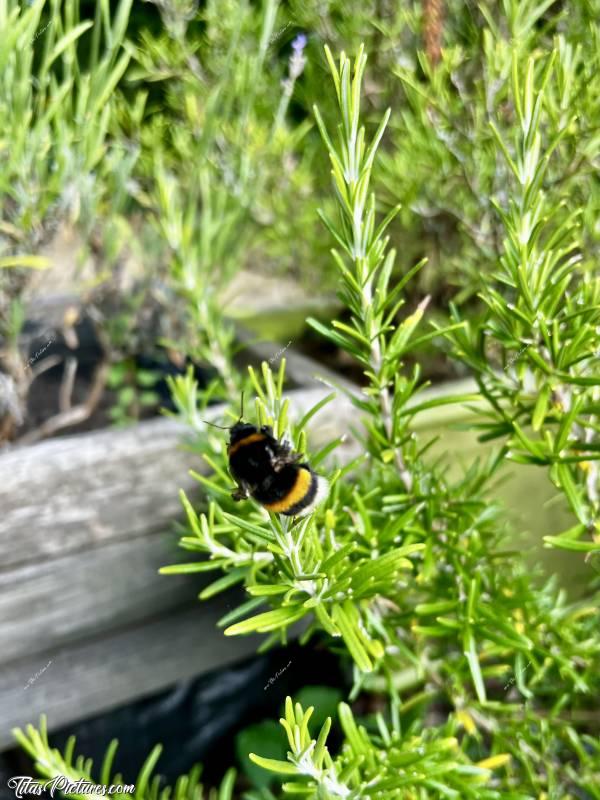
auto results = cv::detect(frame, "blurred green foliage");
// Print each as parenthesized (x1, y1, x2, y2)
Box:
(3, 0, 599, 399)
(0, 0, 137, 324)
(2, 0, 599, 301)
(106, 358, 161, 425)
(14, 716, 237, 800)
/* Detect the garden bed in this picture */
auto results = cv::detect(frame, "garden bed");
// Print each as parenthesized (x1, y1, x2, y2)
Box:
(0, 350, 583, 751)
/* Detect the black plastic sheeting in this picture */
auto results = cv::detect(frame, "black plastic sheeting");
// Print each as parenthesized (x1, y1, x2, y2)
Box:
(3, 640, 346, 794)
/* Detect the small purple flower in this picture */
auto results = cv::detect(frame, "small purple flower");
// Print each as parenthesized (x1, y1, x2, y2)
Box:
(292, 33, 307, 54)
(289, 34, 307, 82)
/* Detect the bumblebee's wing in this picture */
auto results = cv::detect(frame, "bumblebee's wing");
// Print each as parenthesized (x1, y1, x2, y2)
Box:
(265, 435, 304, 472)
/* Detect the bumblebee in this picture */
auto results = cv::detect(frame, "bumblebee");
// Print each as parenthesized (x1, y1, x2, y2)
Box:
(227, 420, 328, 517)
(205, 397, 328, 516)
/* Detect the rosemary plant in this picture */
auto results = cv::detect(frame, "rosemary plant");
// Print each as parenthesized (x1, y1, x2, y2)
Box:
(12, 8, 600, 800)
(378, 0, 600, 304)
(123, 0, 320, 398)
(0, 0, 136, 259)
(444, 50, 600, 564)
(160, 44, 600, 798)
(13, 716, 236, 800)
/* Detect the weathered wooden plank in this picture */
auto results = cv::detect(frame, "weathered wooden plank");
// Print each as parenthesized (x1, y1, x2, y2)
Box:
(0, 600, 262, 751)
(0, 531, 206, 665)
(0, 416, 199, 568)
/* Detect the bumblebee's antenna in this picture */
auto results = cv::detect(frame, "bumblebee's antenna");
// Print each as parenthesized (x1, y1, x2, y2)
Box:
(200, 418, 230, 430)
(200, 391, 245, 431)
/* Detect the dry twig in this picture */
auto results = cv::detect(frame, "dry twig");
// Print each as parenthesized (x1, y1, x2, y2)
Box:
(19, 361, 108, 445)
(423, 0, 445, 67)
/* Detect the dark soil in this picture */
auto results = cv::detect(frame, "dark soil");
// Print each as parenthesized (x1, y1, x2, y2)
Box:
(9, 313, 215, 441)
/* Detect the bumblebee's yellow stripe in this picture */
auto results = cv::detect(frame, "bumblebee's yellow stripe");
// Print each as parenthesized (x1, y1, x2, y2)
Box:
(264, 467, 312, 513)
(228, 432, 266, 456)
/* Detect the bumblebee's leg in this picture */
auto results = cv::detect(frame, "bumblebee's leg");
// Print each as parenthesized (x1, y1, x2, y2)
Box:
(231, 481, 251, 502)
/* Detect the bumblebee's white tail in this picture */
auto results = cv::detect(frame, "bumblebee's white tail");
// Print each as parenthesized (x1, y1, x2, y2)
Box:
(296, 475, 329, 517)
